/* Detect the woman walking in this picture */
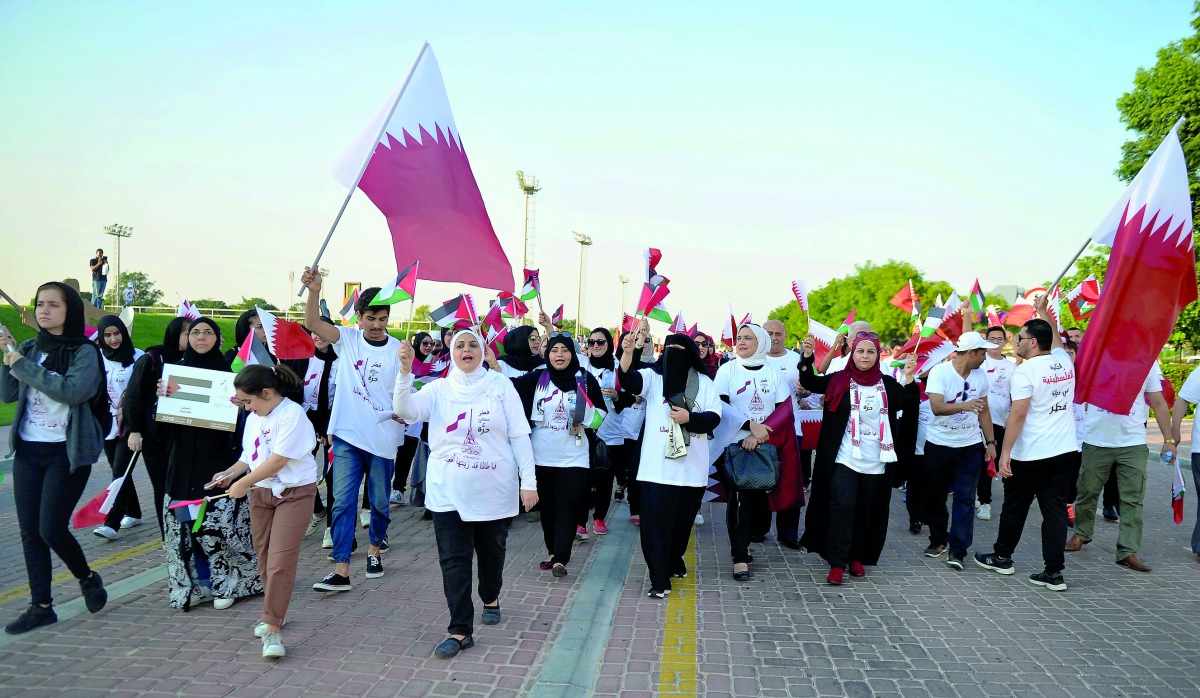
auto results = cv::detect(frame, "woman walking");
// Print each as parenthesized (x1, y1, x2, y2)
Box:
(394, 329, 539, 658)
(581, 327, 623, 537)
(614, 330, 648, 524)
(0, 282, 109, 634)
(799, 331, 918, 585)
(162, 317, 261, 610)
(93, 314, 145, 540)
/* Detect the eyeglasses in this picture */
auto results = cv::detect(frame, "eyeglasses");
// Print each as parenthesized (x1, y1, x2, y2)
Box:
(586, 339, 607, 347)
(189, 330, 216, 338)
(1015, 335, 1030, 344)
(986, 336, 1006, 344)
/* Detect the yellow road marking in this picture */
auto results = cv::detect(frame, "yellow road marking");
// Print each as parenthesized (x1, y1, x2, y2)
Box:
(657, 532, 699, 696)
(0, 539, 161, 605)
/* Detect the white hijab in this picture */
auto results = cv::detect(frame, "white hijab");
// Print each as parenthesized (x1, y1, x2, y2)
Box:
(446, 329, 505, 402)
(736, 323, 770, 368)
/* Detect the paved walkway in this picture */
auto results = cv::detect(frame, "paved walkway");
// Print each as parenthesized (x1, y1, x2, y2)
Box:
(0, 425, 1198, 696)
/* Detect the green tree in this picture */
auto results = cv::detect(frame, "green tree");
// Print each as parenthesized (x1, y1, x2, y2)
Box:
(193, 298, 229, 309)
(767, 260, 955, 345)
(237, 297, 278, 311)
(107, 271, 163, 307)
(1113, 1, 1200, 346)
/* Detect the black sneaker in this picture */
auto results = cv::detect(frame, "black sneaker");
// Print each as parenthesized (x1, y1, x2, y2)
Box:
(79, 572, 107, 613)
(1102, 506, 1119, 522)
(646, 589, 670, 599)
(909, 522, 922, 535)
(613, 486, 625, 501)
(4, 605, 57, 635)
(378, 538, 390, 553)
(1029, 570, 1067, 592)
(365, 555, 384, 579)
(973, 552, 1015, 575)
(923, 544, 947, 558)
(945, 553, 965, 571)
(312, 573, 352, 592)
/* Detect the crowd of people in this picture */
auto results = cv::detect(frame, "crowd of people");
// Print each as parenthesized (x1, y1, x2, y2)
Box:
(0, 272, 1189, 662)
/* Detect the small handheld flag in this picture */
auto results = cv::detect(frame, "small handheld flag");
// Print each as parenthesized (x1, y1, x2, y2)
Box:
(374, 261, 419, 305)
(256, 307, 316, 360)
(231, 331, 272, 373)
(836, 309, 856, 334)
(177, 299, 201, 320)
(1173, 460, 1186, 524)
(340, 289, 360, 324)
(551, 305, 564, 329)
(970, 279, 986, 314)
(791, 280, 809, 312)
(519, 269, 541, 302)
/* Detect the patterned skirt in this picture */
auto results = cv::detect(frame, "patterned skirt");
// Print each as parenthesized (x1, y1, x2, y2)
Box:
(163, 494, 262, 610)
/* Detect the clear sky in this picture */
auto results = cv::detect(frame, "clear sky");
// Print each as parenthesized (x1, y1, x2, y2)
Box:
(0, 1, 1194, 337)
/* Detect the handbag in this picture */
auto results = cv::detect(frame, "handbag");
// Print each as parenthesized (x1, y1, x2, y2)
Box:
(590, 437, 611, 470)
(723, 443, 781, 492)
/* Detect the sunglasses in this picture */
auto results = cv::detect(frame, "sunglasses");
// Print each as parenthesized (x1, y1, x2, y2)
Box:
(586, 339, 608, 347)
(696, 341, 711, 347)
(854, 331, 879, 340)
(420, 340, 435, 346)
(549, 332, 571, 339)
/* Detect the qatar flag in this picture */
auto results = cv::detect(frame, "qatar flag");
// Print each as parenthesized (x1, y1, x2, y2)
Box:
(1075, 123, 1196, 414)
(334, 43, 514, 293)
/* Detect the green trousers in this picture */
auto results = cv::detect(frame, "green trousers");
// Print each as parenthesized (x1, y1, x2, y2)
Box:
(1073, 443, 1147, 560)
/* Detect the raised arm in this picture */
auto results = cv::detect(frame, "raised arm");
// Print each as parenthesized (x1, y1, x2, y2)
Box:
(301, 265, 340, 345)
(1034, 293, 1061, 351)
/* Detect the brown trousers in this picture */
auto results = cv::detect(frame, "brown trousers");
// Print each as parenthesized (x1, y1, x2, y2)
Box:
(250, 484, 317, 627)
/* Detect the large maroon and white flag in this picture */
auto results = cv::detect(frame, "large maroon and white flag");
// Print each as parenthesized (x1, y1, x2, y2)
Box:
(1075, 122, 1196, 413)
(335, 44, 515, 293)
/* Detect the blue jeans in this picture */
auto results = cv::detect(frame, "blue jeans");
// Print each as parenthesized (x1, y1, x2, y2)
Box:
(330, 436, 393, 563)
(91, 277, 106, 308)
(1192, 457, 1200, 555)
(923, 442, 983, 556)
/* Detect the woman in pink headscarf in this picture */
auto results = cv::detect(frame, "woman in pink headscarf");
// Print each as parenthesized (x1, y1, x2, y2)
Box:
(798, 331, 919, 585)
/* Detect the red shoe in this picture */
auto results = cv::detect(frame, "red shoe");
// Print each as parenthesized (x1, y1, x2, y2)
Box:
(826, 568, 844, 585)
(849, 561, 866, 577)
(1067, 503, 1076, 526)
(630, 516, 640, 526)
(593, 519, 608, 535)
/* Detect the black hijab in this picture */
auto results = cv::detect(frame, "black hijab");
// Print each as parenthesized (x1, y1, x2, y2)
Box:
(413, 332, 433, 362)
(499, 325, 545, 372)
(180, 317, 231, 371)
(587, 328, 615, 371)
(656, 333, 706, 398)
(34, 281, 95, 376)
(305, 318, 338, 362)
(543, 334, 582, 392)
(233, 309, 257, 349)
(96, 314, 136, 366)
(152, 316, 191, 365)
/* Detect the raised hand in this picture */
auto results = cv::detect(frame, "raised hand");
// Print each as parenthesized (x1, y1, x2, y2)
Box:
(300, 265, 323, 293)
(397, 340, 415, 374)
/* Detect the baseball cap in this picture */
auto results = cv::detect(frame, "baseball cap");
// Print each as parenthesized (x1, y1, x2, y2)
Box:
(955, 331, 994, 352)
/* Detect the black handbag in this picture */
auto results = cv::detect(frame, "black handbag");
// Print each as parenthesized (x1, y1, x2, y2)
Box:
(590, 436, 611, 470)
(723, 443, 781, 492)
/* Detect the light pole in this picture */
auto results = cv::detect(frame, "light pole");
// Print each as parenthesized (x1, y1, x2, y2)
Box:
(516, 171, 540, 274)
(573, 232, 592, 335)
(103, 224, 133, 308)
(618, 275, 629, 319)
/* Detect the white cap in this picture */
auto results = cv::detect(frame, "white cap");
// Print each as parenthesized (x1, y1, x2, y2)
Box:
(955, 331, 993, 352)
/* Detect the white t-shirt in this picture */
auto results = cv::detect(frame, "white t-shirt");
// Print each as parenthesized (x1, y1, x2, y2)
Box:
(329, 327, 403, 458)
(983, 355, 1015, 427)
(498, 362, 532, 379)
(764, 351, 805, 436)
(1177, 368, 1200, 449)
(924, 361, 988, 448)
(530, 383, 589, 469)
(1083, 364, 1163, 448)
(586, 364, 624, 446)
(401, 374, 535, 521)
(630, 368, 721, 488)
(18, 355, 69, 443)
(1009, 348, 1076, 461)
(240, 398, 319, 496)
(298, 355, 337, 412)
(102, 348, 143, 440)
(622, 393, 647, 440)
(713, 361, 783, 441)
(826, 354, 849, 375)
(834, 385, 886, 474)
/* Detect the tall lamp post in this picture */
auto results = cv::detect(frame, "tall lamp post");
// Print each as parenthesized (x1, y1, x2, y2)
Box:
(516, 171, 540, 274)
(618, 275, 629, 318)
(572, 232, 592, 334)
(103, 224, 133, 307)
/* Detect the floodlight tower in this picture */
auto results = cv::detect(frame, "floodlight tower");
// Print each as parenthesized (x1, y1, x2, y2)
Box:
(516, 171, 540, 274)
(573, 232, 592, 332)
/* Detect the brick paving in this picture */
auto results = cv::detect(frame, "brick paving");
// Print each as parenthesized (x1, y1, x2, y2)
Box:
(1, 425, 1199, 696)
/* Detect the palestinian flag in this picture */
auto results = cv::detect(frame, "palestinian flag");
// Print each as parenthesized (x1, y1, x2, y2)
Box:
(519, 269, 540, 302)
(791, 279, 809, 312)
(836, 309, 856, 334)
(430, 295, 479, 328)
(970, 279, 986, 313)
(168, 497, 211, 533)
(920, 307, 946, 338)
(231, 331, 272, 373)
(686, 323, 698, 338)
(412, 355, 451, 389)
(552, 305, 564, 329)
(636, 282, 671, 321)
(340, 289, 360, 325)
(257, 307, 315, 360)
(1173, 460, 1186, 524)
(494, 291, 528, 319)
(374, 261, 419, 305)
(575, 374, 605, 429)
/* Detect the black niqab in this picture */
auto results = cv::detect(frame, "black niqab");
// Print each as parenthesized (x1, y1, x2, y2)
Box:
(657, 333, 705, 398)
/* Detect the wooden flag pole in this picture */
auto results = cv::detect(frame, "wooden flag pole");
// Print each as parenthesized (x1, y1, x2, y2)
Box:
(300, 41, 431, 296)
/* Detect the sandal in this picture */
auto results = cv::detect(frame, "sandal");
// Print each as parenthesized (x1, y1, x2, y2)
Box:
(732, 563, 751, 582)
(433, 635, 475, 659)
(552, 563, 568, 578)
(482, 604, 501, 625)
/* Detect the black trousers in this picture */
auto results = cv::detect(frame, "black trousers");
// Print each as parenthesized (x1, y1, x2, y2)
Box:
(905, 454, 926, 525)
(977, 424, 1004, 505)
(580, 454, 621, 525)
(102, 438, 142, 529)
(639, 481, 704, 592)
(13, 442, 93, 606)
(993, 451, 1076, 573)
(624, 438, 643, 516)
(140, 437, 170, 539)
(726, 489, 769, 563)
(827, 463, 889, 569)
(393, 436, 418, 493)
(432, 511, 510, 637)
(536, 466, 589, 565)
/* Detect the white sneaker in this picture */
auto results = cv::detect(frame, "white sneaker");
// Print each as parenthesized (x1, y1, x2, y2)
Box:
(213, 597, 236, 610)
(321, 528, 333, 549)
(694, 514, 704, 525)
(305, 513, 323, 537)
(389, 490, 405, 507)
(262, 631, 286, 658)
(92, 526, 118, 541)
(195, 587, 214, 605)
(360, 510, 370, 528)
(254, 620, 284, 637)
(120, 516, 143, 528)
(977, 504, 992, 521)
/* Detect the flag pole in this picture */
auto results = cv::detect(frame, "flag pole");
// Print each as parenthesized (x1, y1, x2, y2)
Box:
(1048, 238, 1091, 295)
(299, 41, 431, 296)
(407, 299, 417, 339)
